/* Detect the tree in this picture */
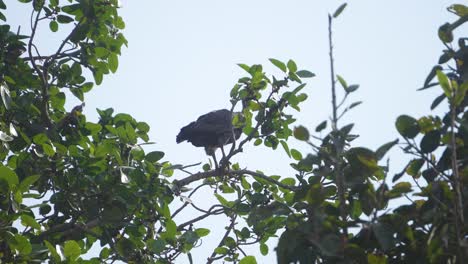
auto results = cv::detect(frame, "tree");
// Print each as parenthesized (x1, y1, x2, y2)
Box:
(274, 3, 468, 264)
(0, 1, 313, 263)
(0, 1, 467, 264)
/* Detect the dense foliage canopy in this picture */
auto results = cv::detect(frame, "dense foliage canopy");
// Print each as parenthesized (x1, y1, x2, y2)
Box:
(0, 1, 467, 263)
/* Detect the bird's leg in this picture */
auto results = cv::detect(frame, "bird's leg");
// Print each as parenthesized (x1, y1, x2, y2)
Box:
(220, 146, 227, 169)
(211, 153, 219, 170)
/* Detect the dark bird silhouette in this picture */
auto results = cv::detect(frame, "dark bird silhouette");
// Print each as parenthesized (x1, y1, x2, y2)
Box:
(176, 109, 242, 167)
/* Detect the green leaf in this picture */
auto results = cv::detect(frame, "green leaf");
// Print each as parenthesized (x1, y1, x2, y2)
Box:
(85, 122, 102, 135)
(239, 256, 257, 264)
(44, 241, 61, 262)
(147, 239, 166, 254)
(346, 84, 359, 93)
(21, 214, 41, 230)
(214, 247, 229, 255)
(395, 115, 420, 139)
(33, 133, 48, 145)
(130, 145, 145, 161)
(238, 63, 251, 73)
(287, 59, 297, 73)
(269, 58, 287, 72)
(195, 228, 210, 237)
(368, 253, 388, 264)
(296, 70, 315, 78)
(82, 82, 94, 93)
(351, 200, 362, 219)
(115, 15, 126, 29)
(436, 70, 452, 97)
(438, 23, 453, 43)
(260, 243, 268, 256)
(454, 82, 468, 106)
(348, 101, 362, 110)
(253, 138, 262, 146)
(100, 247, 111, 259)
(42, 143, 56, 156)
(280, 140, 291, 158)
(424, 65, 443, 88)
(280, 177, 296, 186)
(116, 238, 135, 258)
(438, 51, 452, 64)
(333, 3, 347, 18)
(214, 194, 230, 207)
(13, 234, 32, 254)
(336, 74, 347, 89)
(137, 122, 150, 133)
(449, 4, 468, 17)
(430, 93, 446, 110)
(39, 204, 51, 215)
(49, 20, 58, 32)
(315, 120, 327, 132)
(57, 14, 74, 23)
(375, 139, 398, 160)
(108, 53, 119, 73)
(0, 165, 19, 189)
(241, 176, 251, 189)
(391, 182, 412, 194)
(165, 219, 177, 240)
(420, 130, 441, 153)
(71, 88, 84, 101)
(290, 149, 302, 161)
(3, 76, 15, 85)
(406, 159, 424, 178)
(288, 72, 302, 83)
(146, 151, 165, 162)
(93, 71, 103, 85)
(293, 126, 309, 141)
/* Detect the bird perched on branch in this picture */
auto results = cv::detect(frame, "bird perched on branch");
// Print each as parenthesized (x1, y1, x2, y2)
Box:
(176, 109, 243, 168)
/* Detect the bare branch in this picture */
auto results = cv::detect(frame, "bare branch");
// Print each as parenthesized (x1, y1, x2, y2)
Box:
(177, 208, 224, 231)
(207, 215, 237, 264)
(328, 14, 348, 240)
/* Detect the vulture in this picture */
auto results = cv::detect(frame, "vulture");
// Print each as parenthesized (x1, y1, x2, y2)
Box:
(176, 109, 242, 166)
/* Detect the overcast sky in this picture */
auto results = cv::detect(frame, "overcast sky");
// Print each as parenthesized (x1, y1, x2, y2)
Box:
(6, 1, 460, 262)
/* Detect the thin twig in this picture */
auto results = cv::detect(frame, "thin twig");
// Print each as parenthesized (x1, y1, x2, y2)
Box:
(328, 14, 348, 239)
(207, 215, 237, 264)
(450, 103, 464, 260)
(171, 183, 209, 219)
(27, 8, 53, 129)
(177, 208, 224, 231)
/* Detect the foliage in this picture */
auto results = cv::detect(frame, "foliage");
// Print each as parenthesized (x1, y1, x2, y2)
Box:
(0, 1, 467, 264)
(273, 4, 468, 264)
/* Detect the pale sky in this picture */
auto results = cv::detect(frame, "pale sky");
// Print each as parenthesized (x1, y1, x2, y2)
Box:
(6, 1, 460, 263)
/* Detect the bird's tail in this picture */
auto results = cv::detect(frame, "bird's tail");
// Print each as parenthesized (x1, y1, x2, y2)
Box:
(176, 122, 194, 143)
(176, 133, 185, 143)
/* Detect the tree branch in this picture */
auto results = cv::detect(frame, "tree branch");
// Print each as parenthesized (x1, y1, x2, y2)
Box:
(207, 215, 237, 264)
(177, 208, 225, 231)
(450, 103, 465, 261)
(173, 169, 299, 192)
(328, 14, 348, 240)
(34, 218, 100, 242)
(27, 8, 53, 129)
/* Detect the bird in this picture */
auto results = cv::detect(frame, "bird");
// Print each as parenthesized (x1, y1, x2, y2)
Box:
(176, 109, 243, 168)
